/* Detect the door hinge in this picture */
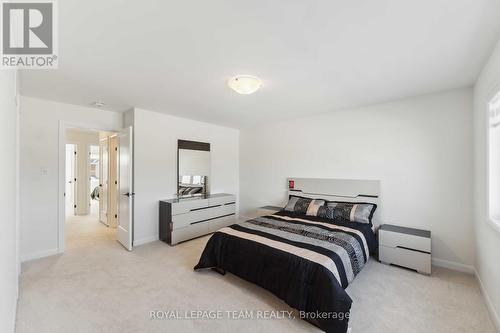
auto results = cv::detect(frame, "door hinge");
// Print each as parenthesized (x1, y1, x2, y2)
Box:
(115, 147, 117, 151)
(115, 180, 117, 185)
(74, 204, 77, 208)
(74, 151, 77, 155)
(115, 214, 117, 218)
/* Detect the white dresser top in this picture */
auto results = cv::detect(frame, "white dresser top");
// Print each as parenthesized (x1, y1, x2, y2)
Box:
(160, 193, 234, 204)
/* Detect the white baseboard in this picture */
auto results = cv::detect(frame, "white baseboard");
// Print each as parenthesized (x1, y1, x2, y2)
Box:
(431, 258, 475, 274)
(419, 258, 499, 331)
(475, 269, 500, 332)
(20, 248, 59, 263)
(133, 235, 159, 246)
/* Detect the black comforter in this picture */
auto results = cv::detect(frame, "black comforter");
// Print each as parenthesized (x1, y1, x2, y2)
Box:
(194, 210, 377, 333)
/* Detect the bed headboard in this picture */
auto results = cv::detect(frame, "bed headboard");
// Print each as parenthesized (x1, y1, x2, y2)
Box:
(287, 177, 381, 225)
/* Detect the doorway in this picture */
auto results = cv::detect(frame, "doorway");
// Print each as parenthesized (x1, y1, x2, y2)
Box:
(89, 145, 100, 216)
(61, 126, 134, 252)
(98, 133, 119, 228)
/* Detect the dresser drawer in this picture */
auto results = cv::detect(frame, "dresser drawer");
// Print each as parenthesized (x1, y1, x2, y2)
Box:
(171, 198, 209, 215)
(379, 229, 431, 253)
(172, 203, 235, 229)
(171, 222, 210, 244)
(208, 214, 237, 233)
(379, 245, 431, 274)
(208, 194, 236, 206)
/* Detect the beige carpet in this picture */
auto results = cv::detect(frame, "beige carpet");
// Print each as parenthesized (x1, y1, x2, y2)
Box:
(16, 214, 496, 333)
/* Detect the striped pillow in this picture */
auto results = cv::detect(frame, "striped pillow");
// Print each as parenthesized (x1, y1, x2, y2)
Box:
(306, 199, 326, 216)
(317, 201, 377, 224)
(284, 196, 326, 216)
(283, 196, 311, 214)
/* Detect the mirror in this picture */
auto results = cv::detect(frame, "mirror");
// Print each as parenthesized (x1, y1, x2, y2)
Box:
(177, 140, 210, 197)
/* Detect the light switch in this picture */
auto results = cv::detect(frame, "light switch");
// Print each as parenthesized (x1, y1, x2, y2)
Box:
(40, 167, 48, 176)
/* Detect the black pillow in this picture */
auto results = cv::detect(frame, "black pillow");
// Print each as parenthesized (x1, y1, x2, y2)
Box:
(317, 201, 377, 224)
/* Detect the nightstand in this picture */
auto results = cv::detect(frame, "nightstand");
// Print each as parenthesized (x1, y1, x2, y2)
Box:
(257, 205, 282, 216)
(378, 224, 431, 275)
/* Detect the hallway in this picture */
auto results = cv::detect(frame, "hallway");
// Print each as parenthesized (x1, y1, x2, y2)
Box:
(65, 208, 116, 252)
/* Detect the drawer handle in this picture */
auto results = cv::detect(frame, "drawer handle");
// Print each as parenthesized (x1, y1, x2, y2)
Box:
(190, 213, 235, 225)
(191, 204, 222, 211)
(396, 246, 430, 255)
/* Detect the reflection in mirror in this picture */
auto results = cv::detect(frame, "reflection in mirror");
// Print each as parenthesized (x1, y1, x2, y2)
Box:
(177, 140, 210, 197)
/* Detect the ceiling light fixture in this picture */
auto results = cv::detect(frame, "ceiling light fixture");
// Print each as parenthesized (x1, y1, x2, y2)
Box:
(227, 75, 262, 94)
(92, 101, 105, 108)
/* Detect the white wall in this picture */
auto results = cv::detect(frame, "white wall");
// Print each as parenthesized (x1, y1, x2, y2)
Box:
(0, 70, 19, 333)
(473, 37, 500, 330)
(19, 96, 123, 261)
(240, 88, 474, 268)
(66, 129, 100, 215)
(132, 108, 239, 244)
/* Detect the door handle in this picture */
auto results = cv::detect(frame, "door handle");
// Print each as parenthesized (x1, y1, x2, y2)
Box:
(122, 192, 135, 197)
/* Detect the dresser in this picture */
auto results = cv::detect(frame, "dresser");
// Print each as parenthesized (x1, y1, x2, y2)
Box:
(378, 224, 432, 275)
(159, 193, 236, 245)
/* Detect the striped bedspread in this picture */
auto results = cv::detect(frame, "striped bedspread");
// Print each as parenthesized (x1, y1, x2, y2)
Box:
(221, 214, 369, 288)
(194, 212, 377, 333)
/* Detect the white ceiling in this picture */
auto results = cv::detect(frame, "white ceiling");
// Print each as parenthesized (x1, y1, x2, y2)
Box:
(21, 0, 500, 128)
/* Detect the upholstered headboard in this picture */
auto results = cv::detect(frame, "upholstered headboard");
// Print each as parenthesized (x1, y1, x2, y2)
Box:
(287, 177, 381, 226)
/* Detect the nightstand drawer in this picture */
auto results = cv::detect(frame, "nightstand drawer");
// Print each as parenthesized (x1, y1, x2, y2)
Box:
(379, 229, 431, 253)
(379, 245, 431, 274)
(257, 205, 282, 216)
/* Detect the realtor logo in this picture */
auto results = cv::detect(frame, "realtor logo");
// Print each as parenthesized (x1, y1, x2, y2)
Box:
(1, 0, 58, 68)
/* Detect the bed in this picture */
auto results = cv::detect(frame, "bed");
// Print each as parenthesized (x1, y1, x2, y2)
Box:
(194, 178, 380, 333)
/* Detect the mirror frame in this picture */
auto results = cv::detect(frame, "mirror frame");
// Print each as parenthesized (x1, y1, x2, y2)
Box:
(177, 139, 211, 197)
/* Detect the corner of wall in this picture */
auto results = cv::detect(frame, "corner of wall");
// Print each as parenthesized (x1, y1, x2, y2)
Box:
(123, 108, 135, 128)
(475, 268, 500, 332)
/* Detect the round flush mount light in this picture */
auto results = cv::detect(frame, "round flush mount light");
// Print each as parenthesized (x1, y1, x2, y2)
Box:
(227, 75, 262, 94)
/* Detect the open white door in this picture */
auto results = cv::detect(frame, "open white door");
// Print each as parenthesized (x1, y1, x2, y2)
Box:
(99, 138, 109, 224)
(118, 126, 133, 251)
(65, 144, 77, 215)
